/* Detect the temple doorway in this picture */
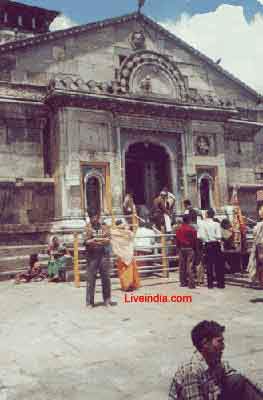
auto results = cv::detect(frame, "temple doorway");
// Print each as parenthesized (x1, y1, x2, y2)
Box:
(197, 172, 215, 210)
(86, 176, 101, 216)
(125, 142, 171, 208)
(200, 177, 211, 209)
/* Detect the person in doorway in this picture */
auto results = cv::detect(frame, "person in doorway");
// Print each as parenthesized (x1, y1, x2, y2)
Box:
(176, 214, 197, 288)
(199, 208, 225, 289)
(168, 320, 263, 400)
(111, 220, 140, 291)
(84, 212, 115, 308)
(152, 189, 174, 232)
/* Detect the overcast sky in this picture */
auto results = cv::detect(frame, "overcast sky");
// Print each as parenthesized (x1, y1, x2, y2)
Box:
(20, 0, 263, 94)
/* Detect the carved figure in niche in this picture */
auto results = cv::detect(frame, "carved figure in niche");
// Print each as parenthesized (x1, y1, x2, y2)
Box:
(129, 30, 146, 50)
(111, 80, 120, 94)
(196, 136, 210, 156)
(140, 75, 152, 93)
(87, 80, 100, 93)
(100, 82, 110, 93)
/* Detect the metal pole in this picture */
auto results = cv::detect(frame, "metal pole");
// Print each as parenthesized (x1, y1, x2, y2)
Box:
(73, 232, 80, 288)
(106, 163, 115, 227)
(161, 228, 169, 278)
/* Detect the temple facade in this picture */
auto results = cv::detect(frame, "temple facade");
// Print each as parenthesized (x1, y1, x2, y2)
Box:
(0, 1, 262, 242)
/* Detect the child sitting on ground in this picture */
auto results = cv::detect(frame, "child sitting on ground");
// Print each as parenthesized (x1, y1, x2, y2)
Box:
(15, 254, 47, 284)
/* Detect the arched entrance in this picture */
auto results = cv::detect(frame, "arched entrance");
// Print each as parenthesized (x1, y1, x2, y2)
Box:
(125, 142, 171, 208)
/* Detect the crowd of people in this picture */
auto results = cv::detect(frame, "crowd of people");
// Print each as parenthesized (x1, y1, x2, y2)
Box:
(12, 189, 263, 398)
(14, 188, 263, 306)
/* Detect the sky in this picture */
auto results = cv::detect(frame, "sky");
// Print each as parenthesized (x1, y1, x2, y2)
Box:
(18, 0, 263, 94)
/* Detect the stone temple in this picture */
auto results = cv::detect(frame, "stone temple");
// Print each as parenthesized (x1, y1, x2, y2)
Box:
(0, 0, 262, 243)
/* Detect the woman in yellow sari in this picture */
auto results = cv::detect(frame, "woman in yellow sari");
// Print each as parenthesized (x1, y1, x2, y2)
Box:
(111, 220, 140, 291)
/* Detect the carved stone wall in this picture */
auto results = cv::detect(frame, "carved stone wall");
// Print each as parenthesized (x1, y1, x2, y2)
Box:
(0, 182, 54, 224)
(224, 126, 256, 185)
(0, 103, 47, 179)
(50, 107, 121, 219)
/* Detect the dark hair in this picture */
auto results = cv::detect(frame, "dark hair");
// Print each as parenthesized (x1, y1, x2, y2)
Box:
(89, 210, 100, 218)
(207, 208, 215, 219)
(184, 199, 192, 207)
(29, 253, 39, 269)
(115, 219, 123, 226)
(182, 214, 191, 224)
(191, 320, 225, 351)
(221, 218, 231, 229)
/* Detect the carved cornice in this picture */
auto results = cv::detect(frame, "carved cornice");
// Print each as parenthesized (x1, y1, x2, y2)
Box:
(224, 121, 261, 139)
(45, 91, 237, 122)
(47, 73, 238, 111)
(46, 73, 239, 123)
(0, 82, 46, 103)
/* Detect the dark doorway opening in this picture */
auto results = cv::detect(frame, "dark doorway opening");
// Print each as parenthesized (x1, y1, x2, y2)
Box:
(86, 177, 101, 216)
(200, 178, 211, 209)
(125, 142, 170, 208)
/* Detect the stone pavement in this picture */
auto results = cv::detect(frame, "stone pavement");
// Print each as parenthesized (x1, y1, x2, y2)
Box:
(0, 274, 262, 400)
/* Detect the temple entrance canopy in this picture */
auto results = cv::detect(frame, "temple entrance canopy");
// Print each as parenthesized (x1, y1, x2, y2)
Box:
(125, 142, 171, 208)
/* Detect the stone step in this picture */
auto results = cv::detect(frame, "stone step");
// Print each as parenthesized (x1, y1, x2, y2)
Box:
(0, 244, 48, 258)
(0, 254, 50, 272)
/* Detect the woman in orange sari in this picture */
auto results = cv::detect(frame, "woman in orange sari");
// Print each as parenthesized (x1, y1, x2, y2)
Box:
(111, 220, 140, 291)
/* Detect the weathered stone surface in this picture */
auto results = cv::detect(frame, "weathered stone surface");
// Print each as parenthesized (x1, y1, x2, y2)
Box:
(0, 7, 261, 229)
(0, 278, 262, 399)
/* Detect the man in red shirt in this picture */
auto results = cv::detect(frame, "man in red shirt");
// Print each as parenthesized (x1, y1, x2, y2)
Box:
(176, 214, 197, 288)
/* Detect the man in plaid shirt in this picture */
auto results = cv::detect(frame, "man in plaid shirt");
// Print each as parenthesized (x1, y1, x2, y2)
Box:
(84, 212, 115, 308)
(168, 320, 263, 400)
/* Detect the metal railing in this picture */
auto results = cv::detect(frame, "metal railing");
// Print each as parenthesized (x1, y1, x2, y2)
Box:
(72, 213, 177, 287)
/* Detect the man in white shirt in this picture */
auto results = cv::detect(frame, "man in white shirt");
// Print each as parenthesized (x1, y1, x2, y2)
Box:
(199, 208, 225, 289)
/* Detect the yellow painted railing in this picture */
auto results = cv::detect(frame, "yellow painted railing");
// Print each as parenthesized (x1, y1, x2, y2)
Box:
(73, 232, 80, 288)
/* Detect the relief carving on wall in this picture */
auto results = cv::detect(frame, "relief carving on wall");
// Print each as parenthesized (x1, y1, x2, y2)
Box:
(118, 51, 186, 99)
(196, 135, 210, 156)
(140, 75, 152, 93)
(0, 82, 45, 101)
(129, 31, 146, 50)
